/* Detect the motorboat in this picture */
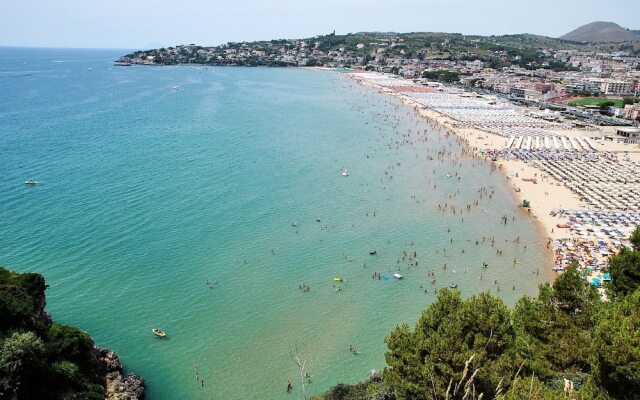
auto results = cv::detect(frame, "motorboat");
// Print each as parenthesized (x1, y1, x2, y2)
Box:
(152, 328, 167, 338)
(292, 221, 299, 227)
(369, 250, 377, 255)
(393, 273, 403, 280)
(172, 86, 180, 91)
(341, 169, 349, 177)
(449, 282, 458, 289)
(24, 179, 40, 185)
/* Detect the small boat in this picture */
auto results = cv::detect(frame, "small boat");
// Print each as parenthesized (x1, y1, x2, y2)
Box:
(172, 86, 180, 91)
(449, 282, 458, 289)
(341, 169, 349, 177)
(24, 179, 40, 185)
(292, 221, 299, 227)
(393, 273, 403, 280)
(316, 217, 321, 223)
(369, 250, 377, 255)
(152, 328, 167, 338)
(333, 277, 343, 282)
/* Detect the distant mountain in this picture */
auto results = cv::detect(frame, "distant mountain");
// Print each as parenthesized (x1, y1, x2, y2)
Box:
(560, 21, 640, 42)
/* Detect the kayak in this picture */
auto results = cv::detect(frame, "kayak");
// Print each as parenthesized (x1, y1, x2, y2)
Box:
(333, 277, 343, 282)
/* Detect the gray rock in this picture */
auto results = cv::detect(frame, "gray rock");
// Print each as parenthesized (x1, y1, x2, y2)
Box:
(95, 346, 145, 399)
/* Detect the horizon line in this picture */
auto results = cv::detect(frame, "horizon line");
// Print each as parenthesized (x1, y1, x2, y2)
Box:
(0, 30, 569, 52)
(0, 44, 134, 51)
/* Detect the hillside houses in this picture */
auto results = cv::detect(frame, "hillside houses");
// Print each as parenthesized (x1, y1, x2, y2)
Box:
(120, 32, 640, 121)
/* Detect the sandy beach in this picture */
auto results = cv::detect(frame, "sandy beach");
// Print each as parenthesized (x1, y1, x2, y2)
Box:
(347, 73, 633, 279)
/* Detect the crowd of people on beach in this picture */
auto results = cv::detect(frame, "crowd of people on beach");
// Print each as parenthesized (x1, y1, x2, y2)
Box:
(348, 72, 640, 299)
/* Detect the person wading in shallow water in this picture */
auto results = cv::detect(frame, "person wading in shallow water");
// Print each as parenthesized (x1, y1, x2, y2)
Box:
(286, 380, 292, 392)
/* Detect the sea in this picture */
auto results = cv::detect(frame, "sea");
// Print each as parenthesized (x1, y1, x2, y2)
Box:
(0, 47, 548, 399)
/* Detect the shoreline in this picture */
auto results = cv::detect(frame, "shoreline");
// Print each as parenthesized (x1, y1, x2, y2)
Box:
(348, 74, 558, 280)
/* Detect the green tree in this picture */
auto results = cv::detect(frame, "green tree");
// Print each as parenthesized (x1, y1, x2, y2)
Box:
(551, 264, 599, 314)
(623, 96, 638, 106)
(512, 267, 599, 380)
(630, 226, 640, 251)
(0, 331, 45, 398)
(591, 289, 640, 399)
(429, 70, 460, 83)
(384, 290, 515, 399)
(314, 382, 369, 400)
(607, 246, 640, 298)
(599, 101, 616, 109)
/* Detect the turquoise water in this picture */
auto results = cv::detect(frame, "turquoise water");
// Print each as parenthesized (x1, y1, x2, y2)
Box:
(0, 48, 548, 399)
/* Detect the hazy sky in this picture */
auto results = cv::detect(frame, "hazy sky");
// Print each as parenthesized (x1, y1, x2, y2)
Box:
(1, 0, 638, 49)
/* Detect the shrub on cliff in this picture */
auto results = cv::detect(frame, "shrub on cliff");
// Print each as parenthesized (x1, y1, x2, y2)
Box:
(43, 324, 105, 399)
(45, 324, 102, 374)
(0, 269, 49, 333)
(0, 267, 108, 400)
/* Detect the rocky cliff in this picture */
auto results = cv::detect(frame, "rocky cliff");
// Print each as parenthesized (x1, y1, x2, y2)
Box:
(95, 347, 145, 400)
(0, 267, 145, 400)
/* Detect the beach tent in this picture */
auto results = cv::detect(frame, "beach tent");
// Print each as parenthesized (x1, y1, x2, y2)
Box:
(602, 273, 612, 281)
(590, 277, 602, 287)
